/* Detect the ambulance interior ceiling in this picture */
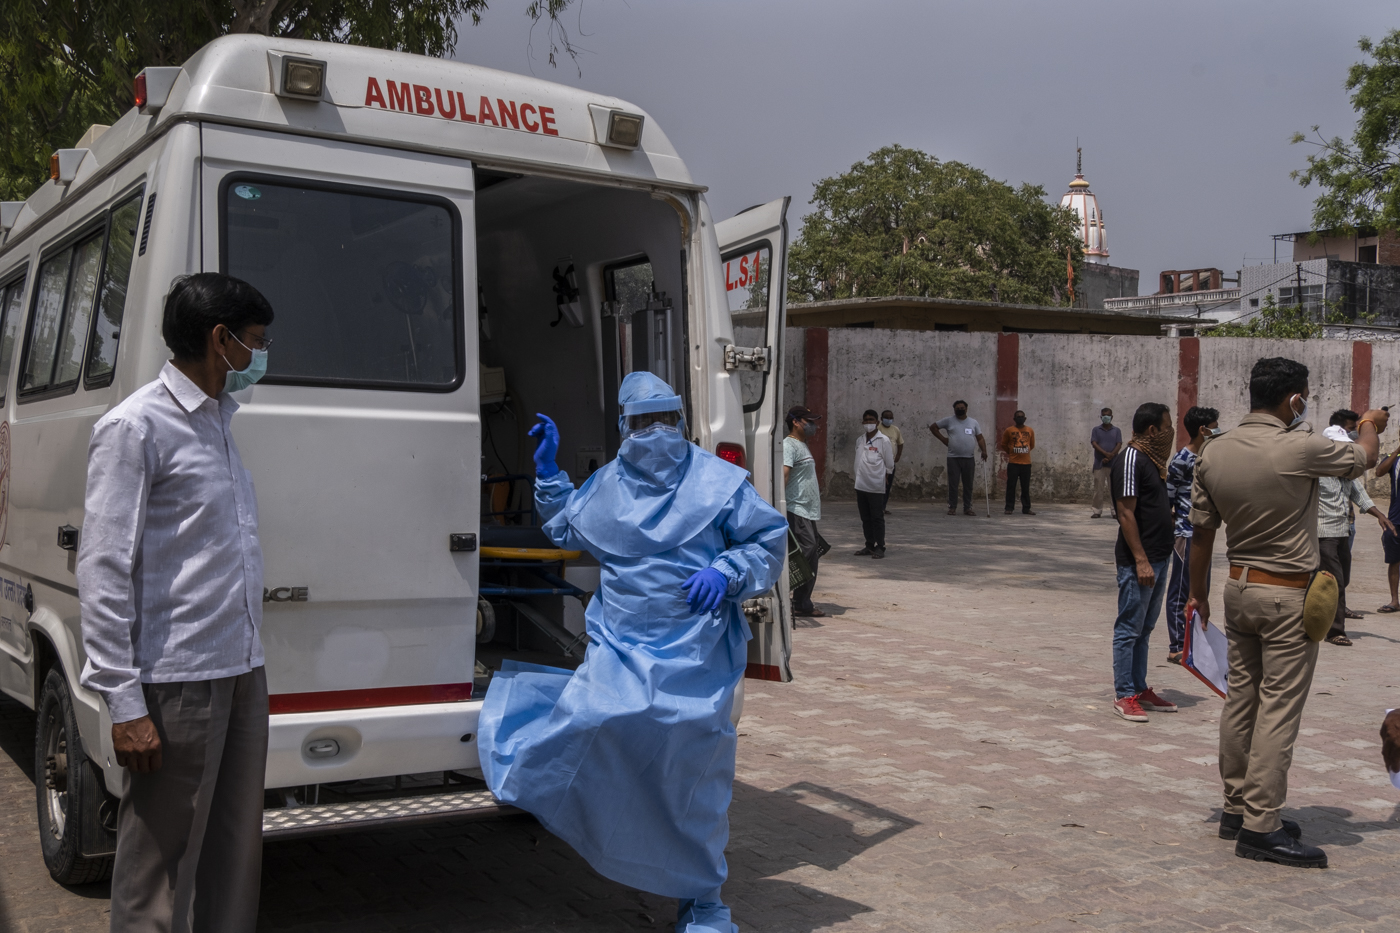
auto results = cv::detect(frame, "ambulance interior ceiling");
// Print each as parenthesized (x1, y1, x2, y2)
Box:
(474, 169, 685, 491)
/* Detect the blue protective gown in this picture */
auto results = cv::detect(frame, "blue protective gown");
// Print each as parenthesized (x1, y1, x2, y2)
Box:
(478, 445, 786, 899)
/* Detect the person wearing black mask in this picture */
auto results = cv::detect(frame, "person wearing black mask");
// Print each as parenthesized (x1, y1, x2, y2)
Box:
(999, 410, 1036, 515)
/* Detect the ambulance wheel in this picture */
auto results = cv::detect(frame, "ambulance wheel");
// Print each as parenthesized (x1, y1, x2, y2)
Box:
(35, 669, 114, 884)
(476, 598, 497, 644)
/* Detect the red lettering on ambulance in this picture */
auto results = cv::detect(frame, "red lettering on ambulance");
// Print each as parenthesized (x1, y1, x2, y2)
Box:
(387, 81, 412, 111)
(739, 255, 749, 287)
(457, 91, 475, 122)
(520, 103, 540, 133)
(725, 262, 734, 292)
(364, 77, 387, 109)
(496, 99, 519, 130)
(414, 85, 435, 115)
(539, 106, 558, 136)
(435, 88, 456, 119)
(478, 96, 498, 126)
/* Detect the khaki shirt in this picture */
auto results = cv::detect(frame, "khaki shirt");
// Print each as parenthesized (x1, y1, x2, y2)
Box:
(1190, 412, 1368, 573)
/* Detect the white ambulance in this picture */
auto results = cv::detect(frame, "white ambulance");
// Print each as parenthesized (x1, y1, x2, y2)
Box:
(0, 35, 793, 883)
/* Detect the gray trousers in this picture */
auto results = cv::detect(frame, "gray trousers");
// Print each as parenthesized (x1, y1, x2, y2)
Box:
(110, 667, 268, 933)
(789, 514, 821, 613)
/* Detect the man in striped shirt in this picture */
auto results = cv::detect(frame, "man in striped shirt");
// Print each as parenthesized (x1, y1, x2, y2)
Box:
(1109, 403, 1177, 723)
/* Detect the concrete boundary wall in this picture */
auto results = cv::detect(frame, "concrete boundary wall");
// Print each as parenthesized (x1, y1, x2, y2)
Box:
(784, 327, 1398, 502)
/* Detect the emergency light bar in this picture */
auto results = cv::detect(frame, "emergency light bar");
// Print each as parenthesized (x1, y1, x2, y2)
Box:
(135, 67, 182, 115)
(268, 51, 326, 100)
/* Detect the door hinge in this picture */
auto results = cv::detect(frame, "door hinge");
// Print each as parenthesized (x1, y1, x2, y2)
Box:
(741, 597, 772, 622)
(724, 345, 771, 372)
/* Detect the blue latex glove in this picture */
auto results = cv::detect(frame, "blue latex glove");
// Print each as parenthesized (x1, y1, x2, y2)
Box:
(529, 413, 560, 478)
(681, 567, 728, 613)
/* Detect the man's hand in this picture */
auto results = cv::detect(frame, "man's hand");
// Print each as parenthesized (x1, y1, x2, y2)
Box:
(113, 716, 162, 773)
(1381, 709, 1400, 775)
(1380, 514, 1397, 537)
(1185, 596, 1209, 625)
(1135, 556, 1156, 587)
(1361, 409, 1391, 434)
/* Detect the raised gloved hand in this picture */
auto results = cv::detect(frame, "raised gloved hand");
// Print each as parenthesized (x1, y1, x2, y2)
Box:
(681, 567, 728, 613)
(529, 413, 560, 478)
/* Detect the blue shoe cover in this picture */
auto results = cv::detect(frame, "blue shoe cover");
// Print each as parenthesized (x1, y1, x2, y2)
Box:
(676, 888, 737, 933)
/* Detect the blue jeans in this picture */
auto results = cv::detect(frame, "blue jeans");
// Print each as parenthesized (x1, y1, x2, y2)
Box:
(1164, 538, 1210, 654)
(1114, 559, 1169, 698)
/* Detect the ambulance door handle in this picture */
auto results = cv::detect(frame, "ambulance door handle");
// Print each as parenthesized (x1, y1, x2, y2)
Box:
(57, 525, 80, 552)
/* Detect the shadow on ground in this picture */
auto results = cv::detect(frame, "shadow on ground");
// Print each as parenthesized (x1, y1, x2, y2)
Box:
(255, 780, 913, 931)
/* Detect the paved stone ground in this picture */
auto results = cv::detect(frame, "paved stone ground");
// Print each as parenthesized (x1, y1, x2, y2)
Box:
(3, 499, 1398, 932)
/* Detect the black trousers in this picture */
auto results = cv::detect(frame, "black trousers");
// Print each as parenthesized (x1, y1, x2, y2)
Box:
(1319, 536, 1350, 639)
(947, 457, 975, 509)
(883, 468, 895, 512)
(856, 490, 886, 549)
(789, 514, 821, 613)
(1004, 462, 1031, 512)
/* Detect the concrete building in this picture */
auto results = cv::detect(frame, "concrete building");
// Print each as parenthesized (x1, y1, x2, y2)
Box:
(1103, 265, 1241, 321)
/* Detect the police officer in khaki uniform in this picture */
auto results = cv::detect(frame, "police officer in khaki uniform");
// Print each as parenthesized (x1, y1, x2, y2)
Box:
(1186, 357, 1387, 868)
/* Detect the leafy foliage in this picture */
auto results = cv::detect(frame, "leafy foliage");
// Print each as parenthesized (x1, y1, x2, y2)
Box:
(0, 0, 577, 201)
(1291, 29, 1400, 234)
(787, 145, 1085, 306)
(1207, 294, 1349, 339)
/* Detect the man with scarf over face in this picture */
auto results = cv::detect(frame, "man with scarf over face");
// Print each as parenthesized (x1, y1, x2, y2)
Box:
(1109, 402, 1178, 723)
(478, 372, 787, 933)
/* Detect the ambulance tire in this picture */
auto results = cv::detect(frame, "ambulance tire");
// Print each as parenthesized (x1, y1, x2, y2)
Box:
(35, 669, 114, 884)
(477, 598, 497, 644)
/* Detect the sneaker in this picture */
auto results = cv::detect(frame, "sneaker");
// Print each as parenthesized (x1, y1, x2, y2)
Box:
(1113, 696, 1149, 722)
(871, 547, 886, 560)
(1136, 687, 1177, 712)
(853, 547, 874, 557)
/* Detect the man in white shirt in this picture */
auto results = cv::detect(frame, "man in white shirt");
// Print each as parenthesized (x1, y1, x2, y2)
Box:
(79, 273, 273, 932)
(854, 409, 895, 558)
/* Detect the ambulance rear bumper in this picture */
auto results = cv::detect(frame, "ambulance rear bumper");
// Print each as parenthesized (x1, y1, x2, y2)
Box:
(265, 699, 484, 788)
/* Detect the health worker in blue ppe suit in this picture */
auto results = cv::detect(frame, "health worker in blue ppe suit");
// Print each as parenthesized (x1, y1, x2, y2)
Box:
(478, 371, 787, 933)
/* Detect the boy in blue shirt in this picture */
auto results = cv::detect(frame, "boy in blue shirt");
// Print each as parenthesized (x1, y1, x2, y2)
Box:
(1164, 406, 1218, 663)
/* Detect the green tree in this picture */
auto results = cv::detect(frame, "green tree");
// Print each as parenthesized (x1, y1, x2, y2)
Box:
(0, 0, 577, 201)
(787, 145, 1084, 306)
(1207, 294, 1351, 339)
(1291, 29, 1400, 234)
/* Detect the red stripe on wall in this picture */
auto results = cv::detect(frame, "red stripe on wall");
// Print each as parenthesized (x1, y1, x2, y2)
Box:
(995, 333, 1019, 481)
(805, 327, 829, 485)
(745, 662, 784, 682)
(1176, 337, 1200, 449)
(1351, 341, 1372, 414)
(269, 683, 474, 715)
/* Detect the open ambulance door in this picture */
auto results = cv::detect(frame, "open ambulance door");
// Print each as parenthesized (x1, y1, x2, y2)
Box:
(715, 197, 793, 683)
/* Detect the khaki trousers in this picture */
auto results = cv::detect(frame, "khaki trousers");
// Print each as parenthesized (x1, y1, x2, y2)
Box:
(110, 667, 268, 933)
(1091, 467, 1112, 514)
(1218, 578, 1317, 833)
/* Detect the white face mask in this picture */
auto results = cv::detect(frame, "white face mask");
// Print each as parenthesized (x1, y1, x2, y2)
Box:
(862, 421, 878, 434)
(1289, 395, 1308, 428)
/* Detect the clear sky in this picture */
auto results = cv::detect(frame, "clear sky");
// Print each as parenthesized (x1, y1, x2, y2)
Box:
(452, 1, 1397, 289)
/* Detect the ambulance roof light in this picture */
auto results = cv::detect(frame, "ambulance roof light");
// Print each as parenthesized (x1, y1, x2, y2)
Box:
(49, 149, 90, 186)
(606, 111, 644, 150)
(135, 67, 182, 115)
(268, 51, 325, 100)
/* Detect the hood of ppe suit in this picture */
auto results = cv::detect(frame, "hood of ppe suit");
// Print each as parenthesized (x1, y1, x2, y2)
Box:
(557, 372, 746, 558)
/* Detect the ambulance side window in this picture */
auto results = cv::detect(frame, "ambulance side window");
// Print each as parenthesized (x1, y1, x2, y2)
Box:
(86, 193, 144, 387)
(0, 275, 25, 404)
(20, 226, 104, 398)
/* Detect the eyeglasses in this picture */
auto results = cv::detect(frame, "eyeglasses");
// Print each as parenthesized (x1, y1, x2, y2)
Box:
(233, 330, 273, 351)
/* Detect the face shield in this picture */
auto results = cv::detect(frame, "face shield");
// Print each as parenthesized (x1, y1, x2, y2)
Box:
(622, 408, 685, 440)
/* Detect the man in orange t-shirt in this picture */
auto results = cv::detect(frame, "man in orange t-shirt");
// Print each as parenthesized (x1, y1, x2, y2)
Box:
(1000, 410, 1036, 515)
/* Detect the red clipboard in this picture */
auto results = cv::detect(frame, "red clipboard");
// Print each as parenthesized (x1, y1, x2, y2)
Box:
(1182, 609, 1228, 700)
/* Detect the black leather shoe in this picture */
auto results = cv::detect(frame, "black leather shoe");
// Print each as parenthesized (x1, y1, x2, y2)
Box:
(1235, 828, 1327, 868)
(1218, 813, 1301, 841)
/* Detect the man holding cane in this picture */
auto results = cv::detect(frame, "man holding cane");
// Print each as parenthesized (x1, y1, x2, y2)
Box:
(1186, 357, 1385, 869)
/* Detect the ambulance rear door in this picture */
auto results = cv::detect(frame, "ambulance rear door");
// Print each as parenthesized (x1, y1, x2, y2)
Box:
(200, 124, 481, 721)
(714, 197, 792, 683)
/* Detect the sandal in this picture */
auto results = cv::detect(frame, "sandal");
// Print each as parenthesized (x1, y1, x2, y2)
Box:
(1344, 608, 1363, 620)
(1166, 652, 1183, 665)
(1378, 604, 1400, 613)
(964, 508, 977, 516)
(1326, 635, 1353, 646)
(947, 508, 957, 515)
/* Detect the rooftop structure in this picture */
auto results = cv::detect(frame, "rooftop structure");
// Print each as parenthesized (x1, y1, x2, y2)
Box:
(1060, 148, 1108, 264)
